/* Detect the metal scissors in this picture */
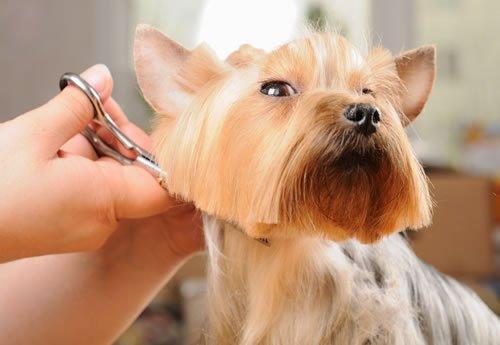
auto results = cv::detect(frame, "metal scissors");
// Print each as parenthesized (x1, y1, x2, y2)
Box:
(59, 72, 168, 189)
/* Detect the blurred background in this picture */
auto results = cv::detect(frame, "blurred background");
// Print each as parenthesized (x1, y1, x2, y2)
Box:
(1, 0, 499, 344)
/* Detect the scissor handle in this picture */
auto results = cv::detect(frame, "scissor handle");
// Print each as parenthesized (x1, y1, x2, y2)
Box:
(59, 73, 140, 152)
(59, 72, 168, 189)
(59, 73, 104, 121)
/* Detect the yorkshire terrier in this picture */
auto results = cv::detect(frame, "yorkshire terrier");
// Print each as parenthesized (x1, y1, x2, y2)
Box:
(134, 25, 499, 344)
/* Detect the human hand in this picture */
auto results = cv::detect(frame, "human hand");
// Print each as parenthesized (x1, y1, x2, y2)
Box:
(58, 87, 204, 263)
(0, 65, 174, 262)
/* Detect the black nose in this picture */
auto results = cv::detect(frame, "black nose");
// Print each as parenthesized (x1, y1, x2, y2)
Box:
(343, 103, 381, 136)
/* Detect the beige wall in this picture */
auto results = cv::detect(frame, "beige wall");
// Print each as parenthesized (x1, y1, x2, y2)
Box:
(413, 0, 500, 163)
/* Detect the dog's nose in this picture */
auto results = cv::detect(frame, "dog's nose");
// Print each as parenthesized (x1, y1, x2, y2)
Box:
(343, 103, 381, 136)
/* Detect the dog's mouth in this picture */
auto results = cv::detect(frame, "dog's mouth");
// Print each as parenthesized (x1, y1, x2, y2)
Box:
(296, 133, 392, 214)
(282, 127, 389, 202)
(277, 111, 430, 242)
(277, 123, 429, 242)
(310, 146, 389, 207)
(330, 148, 383, 174)
(324, 126, 386, 173)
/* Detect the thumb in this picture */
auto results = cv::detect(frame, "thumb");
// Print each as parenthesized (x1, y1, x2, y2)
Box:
(23, 64, 113, 156)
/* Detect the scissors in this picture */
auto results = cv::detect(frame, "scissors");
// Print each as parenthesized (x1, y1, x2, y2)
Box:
(59, 73, 272, 246)
(59, 72, 168, 189)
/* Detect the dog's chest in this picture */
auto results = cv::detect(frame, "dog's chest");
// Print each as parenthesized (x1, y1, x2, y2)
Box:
(204, 219, 418, 344)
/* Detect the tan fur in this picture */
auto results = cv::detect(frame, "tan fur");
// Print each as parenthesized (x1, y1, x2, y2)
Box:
(136, 27, 433, 243)
(133, 25, 450, 344)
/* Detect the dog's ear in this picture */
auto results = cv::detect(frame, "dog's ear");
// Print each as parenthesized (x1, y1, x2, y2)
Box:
(134, 24, 225, 114)
(395, 45, 436, 124)
(226, 44, 266, 67)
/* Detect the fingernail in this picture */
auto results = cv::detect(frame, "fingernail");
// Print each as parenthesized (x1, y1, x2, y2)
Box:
(81, 64, 110, 92)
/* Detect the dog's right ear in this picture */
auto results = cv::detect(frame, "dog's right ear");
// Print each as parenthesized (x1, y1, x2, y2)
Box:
(395, 45, 436, 124)
(134, 24, 225, 114)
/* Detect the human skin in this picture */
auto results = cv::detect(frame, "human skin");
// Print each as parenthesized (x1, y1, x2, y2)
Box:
(0, 65, 203, 344)
(0, 210, 203, 345)
(0, 64, 191, 262)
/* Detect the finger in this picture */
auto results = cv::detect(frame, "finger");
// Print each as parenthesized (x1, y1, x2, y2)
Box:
(104, 98, 129, 127)
(60, 133, 98, 160)
(94, 97, 153, 158)
(103, 97, 152, 150)
(123, 123, 153, 151)
(97, 159, 174, 219)
(21, 64, 113, 156)
(95, 122, 153, 160)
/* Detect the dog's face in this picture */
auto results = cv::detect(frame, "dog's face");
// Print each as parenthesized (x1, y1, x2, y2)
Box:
(134, 25, 435, 243)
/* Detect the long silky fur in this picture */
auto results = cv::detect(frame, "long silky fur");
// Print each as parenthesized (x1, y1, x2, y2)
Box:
(133, 26, 500, 345)
(202, 215, 499, 345)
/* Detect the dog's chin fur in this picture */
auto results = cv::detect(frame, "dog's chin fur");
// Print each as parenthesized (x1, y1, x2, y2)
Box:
(134, 26, 500, 344)
(273, 123, 431, 244)
(147, 33, 432, 243)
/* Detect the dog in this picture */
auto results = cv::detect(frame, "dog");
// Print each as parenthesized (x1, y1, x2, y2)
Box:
(134, 24, 500, 344)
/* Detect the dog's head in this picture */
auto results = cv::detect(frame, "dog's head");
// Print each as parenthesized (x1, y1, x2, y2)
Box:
(134, 25, 435, 243)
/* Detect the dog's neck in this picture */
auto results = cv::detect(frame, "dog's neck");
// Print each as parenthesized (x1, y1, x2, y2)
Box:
(201, 215, 499, 345)
(203, 216, 404, 344)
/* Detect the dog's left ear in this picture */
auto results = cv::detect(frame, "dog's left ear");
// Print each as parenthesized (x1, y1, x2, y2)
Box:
(134, 24, 225, 114)
(395, 45, 436, 124)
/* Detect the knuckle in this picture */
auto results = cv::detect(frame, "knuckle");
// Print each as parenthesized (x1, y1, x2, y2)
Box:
(94, 183, 119, 231)
(96, 204, 118, 231)
(76, 168, 119, 250)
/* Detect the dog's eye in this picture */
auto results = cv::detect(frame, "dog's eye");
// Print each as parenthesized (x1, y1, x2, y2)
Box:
(260, 81, 297, 97)
(362, 88, 374, 95)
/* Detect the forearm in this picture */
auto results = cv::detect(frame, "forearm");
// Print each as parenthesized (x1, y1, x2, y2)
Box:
(0, 224, 187, 345)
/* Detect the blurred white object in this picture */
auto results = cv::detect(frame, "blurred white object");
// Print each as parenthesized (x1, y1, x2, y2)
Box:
(197, 0, 300, 58)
